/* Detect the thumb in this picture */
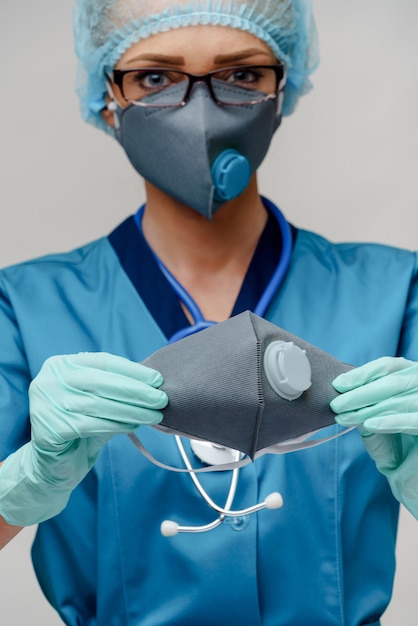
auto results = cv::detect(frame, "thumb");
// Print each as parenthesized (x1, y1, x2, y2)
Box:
(359, 428, 401, 474)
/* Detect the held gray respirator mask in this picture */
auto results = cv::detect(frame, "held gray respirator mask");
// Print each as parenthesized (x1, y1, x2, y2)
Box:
(106, 76, 284, 219)
(128, 312, 354, 536)
(129, 312, 354, 471)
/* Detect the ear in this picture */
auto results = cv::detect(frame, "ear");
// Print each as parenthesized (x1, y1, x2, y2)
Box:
(101, 106, 115, 128)
(101, 96, 116, 128)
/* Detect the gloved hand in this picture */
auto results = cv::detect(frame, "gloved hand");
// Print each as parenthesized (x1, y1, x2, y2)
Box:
(330, 356, 418, 519)
(0, 352, 168, 526)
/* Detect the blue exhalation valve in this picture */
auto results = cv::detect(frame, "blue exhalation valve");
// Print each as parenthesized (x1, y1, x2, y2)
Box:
(211, 149, 251, 201)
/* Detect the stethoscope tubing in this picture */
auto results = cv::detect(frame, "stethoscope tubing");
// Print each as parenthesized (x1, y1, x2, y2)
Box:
(253, 197, 293, 318)
(134, 198, 292, 535)
(160, 436, 240, 536)
(160, 437, 283, 536)
(134, 197, 293, 343)
(176, 437, 240, 513)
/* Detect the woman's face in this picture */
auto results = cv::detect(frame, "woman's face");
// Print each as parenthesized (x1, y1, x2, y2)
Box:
(103, 25, 276, 125)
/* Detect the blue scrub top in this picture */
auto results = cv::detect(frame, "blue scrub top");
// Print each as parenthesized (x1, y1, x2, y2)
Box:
(1, 201, 418, 626)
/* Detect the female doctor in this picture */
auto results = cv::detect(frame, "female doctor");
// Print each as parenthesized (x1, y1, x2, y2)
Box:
(1, 1, 418, 624)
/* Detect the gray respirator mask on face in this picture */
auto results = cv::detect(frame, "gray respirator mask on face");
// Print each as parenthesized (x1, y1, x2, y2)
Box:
(108, 82, 282, 219)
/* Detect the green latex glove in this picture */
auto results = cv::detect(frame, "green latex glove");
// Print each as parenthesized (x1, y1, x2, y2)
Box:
(331, 356, 418, 518)
(0, 352, 168, 526)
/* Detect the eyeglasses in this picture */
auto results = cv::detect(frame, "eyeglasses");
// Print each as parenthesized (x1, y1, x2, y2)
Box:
(106, 64, 286, 108)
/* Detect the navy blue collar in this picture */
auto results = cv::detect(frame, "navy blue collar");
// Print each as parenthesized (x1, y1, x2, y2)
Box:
(108, 208, 295, 341)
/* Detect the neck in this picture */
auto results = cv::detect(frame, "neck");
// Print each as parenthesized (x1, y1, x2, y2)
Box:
(141, 177, 268, 321)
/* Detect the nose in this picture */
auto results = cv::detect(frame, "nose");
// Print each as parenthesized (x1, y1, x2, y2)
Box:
(183, 76, 215, 105)
(184, 82, 252, 202)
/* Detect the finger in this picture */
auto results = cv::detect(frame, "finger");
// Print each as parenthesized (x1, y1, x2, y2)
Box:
(330, 368, 418, 413)
(48, 353, 164, 388)
(33, 355, 167, 406)
(332, 356, 413, 393)
(33, 412, 164, 450)
(333, 408, 368, 427)
(67, 352, 165, 386)
(363, 414, 418, 435)
(64, 406, 165, 433)
(332, 389, 418, 425)
(32, 378, 168, 417)
(56, 367, 168, 407)
(32, 400, 165, 447)
(359, 432, 402, 472)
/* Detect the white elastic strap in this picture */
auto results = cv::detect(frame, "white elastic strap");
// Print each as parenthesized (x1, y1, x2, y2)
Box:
(105, 80, 121, 130)
(127, 427, 355, 474)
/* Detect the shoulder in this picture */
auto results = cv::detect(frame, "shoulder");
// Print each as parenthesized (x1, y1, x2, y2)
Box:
(0, 236, 116, 294)
(295, 227, 418, 275)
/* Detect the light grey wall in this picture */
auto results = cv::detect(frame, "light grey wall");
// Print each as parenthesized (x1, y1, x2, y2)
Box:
(1, 1, 418, 624)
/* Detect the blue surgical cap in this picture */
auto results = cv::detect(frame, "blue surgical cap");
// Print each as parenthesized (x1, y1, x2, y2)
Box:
(73, 0, 319, 132)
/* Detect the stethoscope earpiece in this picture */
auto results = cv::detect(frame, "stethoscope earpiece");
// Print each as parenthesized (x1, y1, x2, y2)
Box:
(160, 490, 283, 537)
(161, 520, 181, 538)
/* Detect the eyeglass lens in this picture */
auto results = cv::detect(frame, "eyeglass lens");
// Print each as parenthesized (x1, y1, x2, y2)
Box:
(118, 66, 281, 106)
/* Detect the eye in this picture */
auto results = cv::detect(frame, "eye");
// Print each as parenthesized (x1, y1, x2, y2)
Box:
(135, 71, 173, 90)
(211, 66, 278, 99)
(224, 67, 262, 86)
(120, 69, 186, 102)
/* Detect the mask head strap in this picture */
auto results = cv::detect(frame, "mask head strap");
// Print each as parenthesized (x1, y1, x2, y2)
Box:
(128, 427, 355, 474)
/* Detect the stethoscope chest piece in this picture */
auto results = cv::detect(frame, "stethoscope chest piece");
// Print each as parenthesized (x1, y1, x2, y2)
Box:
(190, 439, 244, 465)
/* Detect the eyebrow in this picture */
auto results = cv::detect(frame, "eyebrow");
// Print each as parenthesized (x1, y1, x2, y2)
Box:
(121, 48, 273, 68)
(121, 53, 185, 66)
(213, 48, 273, 64)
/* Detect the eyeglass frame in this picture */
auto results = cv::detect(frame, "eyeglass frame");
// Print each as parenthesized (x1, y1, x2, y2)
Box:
(106, 64, 286, 108)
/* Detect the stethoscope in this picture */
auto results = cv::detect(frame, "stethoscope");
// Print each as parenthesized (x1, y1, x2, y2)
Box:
(134, 196, 293, 343)
(134, 197, 293, 536)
